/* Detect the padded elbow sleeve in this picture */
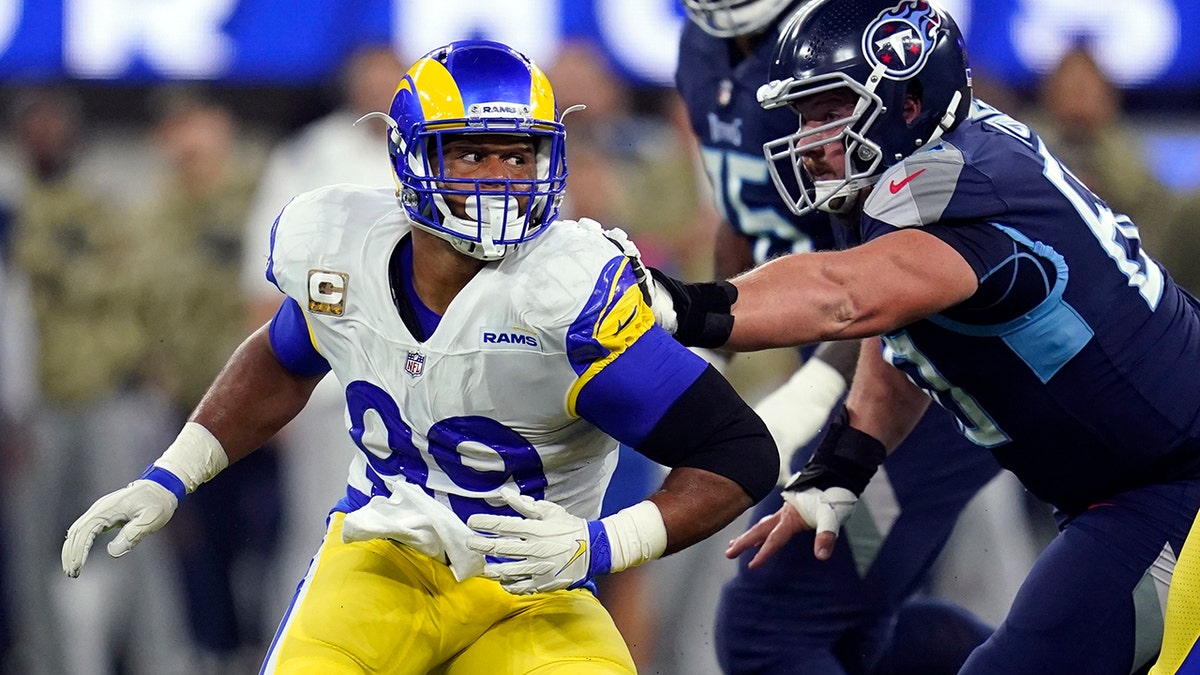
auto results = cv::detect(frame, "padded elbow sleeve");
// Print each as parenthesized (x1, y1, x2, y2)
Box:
(636, 366, 778, 503)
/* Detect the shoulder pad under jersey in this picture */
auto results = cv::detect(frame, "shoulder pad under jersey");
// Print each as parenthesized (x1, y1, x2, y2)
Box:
(863, 143, 967, 229)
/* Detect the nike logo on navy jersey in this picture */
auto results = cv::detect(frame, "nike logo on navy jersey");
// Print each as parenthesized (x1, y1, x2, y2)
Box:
(889, 168, 926, 194)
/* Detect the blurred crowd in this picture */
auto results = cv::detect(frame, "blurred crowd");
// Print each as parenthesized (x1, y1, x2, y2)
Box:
(0, 37, 1197, 675)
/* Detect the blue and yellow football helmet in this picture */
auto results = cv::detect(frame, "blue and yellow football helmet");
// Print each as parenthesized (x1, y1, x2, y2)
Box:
(363, 40, 568, 261)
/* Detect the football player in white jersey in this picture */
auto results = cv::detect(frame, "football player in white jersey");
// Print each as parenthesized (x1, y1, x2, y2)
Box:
(60, 40, 778, 674)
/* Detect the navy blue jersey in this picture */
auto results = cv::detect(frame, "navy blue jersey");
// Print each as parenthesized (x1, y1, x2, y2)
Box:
(676, 20, 836, 261)
(865, 101, 1200, 513)
(679, 19, 1001, 675)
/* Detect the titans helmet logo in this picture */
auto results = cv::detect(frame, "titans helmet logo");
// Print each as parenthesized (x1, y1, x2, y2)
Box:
(861, 1, 942, 80)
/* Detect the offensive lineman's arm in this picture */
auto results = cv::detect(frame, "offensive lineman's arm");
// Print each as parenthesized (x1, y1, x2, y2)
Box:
(62, 324, 323, 577)
(727, 338, 929, 565)
(727, 230, 977, 350)
(648, 229, 978, 350)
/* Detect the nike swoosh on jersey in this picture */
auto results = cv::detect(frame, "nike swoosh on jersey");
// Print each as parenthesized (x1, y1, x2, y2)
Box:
(888, 168, 927, 194)
(615, 306, 638, 333)
(556, 539, 589, 576)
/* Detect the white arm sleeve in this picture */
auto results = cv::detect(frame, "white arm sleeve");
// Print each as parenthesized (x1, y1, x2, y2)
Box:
(754, 357, 848, 484)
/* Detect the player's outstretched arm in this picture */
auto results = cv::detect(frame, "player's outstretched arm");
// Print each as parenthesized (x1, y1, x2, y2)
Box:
(649, 230, 978, 352)
(62, 324, 324, 578)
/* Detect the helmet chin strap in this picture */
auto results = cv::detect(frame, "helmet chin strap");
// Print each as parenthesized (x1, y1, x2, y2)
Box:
(427, 193, 522, 261)
(814, 180, 858, 214)
(813, 174, 877, 214)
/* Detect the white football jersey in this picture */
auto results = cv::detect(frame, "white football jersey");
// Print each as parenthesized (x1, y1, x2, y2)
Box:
(268, 184, 679, 528)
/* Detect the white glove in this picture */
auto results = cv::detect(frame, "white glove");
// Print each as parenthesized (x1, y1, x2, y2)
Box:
(755, 358, 848, 484)
(688, 347, 731, 375)
(62, 422, 226, 579)
(466, 491, 600, 594)
(646, 280, 678, 334)
(580, 218, 679, 334)
(781, 486, 858, 539)
(341, 482, 484, 581)
(62, 479, 178, 577)
(466, 490, 667, 595)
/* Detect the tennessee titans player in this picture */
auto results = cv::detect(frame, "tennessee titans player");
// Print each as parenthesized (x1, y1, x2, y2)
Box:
(657, 1, 1200, 673)
(677, 0, 998, 672)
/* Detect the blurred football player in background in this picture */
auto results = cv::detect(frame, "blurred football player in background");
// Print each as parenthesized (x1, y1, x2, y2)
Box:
(6, 85, 191, 675)
(134, 89, 282, 673)
(676, 0, 1006, 671)
(61, 39, 778, 673)
(653, 1, 1200, 672)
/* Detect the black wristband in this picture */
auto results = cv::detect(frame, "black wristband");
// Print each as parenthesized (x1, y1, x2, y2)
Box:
(783, 407, 885, 496)
(648, 267, 738, 348)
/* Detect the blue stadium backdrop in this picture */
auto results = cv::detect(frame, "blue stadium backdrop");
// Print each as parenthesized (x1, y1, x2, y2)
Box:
(1, 0, 1198, 90)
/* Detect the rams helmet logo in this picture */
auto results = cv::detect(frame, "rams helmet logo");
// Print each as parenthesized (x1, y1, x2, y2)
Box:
(468, 102, 533, 118)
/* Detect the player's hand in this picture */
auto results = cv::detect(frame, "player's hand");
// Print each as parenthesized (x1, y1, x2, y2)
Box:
(725, 484, 854, 565)
(62, 479, 178, 578)
(466, 490, 609, 595)
(785, 485, 857, 559)
(736, 405, 884, 562)
(725, 500, 815, 567)
(584, 218, 678, 332)
(341, 483, 485, 582)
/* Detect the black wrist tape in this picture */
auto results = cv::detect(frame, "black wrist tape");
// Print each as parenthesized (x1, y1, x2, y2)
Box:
(783, 407, 885, 496)
(649, 268, 738, 348)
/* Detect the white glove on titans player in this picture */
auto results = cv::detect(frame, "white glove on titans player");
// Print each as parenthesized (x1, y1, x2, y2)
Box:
(581, 217, 737, 347)
(62, 422, 228, 577)
(779, 408, 886, 558)
(780, 486, 860, 540)
(466, 490, 667, 595)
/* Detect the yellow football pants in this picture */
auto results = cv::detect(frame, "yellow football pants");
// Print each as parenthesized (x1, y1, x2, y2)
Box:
(1151, 508, 1200, 675)
(260, 511, 637, 675)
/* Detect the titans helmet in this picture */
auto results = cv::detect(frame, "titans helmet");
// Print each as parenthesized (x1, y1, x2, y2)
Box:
(371, 40, 568, 261)
(681, 0, 802, 38)
(756, 0, 972, 215)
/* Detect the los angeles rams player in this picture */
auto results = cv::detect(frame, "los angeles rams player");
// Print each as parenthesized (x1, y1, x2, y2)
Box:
(653, 1, 1200, 673)
(61, 40, 777, 674)
(677, 0, 997, 671)
(1152, 511, 1200, 674)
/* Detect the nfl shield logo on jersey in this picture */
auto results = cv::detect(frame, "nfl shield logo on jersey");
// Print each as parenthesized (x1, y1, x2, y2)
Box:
(405, 350, 426, 378)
